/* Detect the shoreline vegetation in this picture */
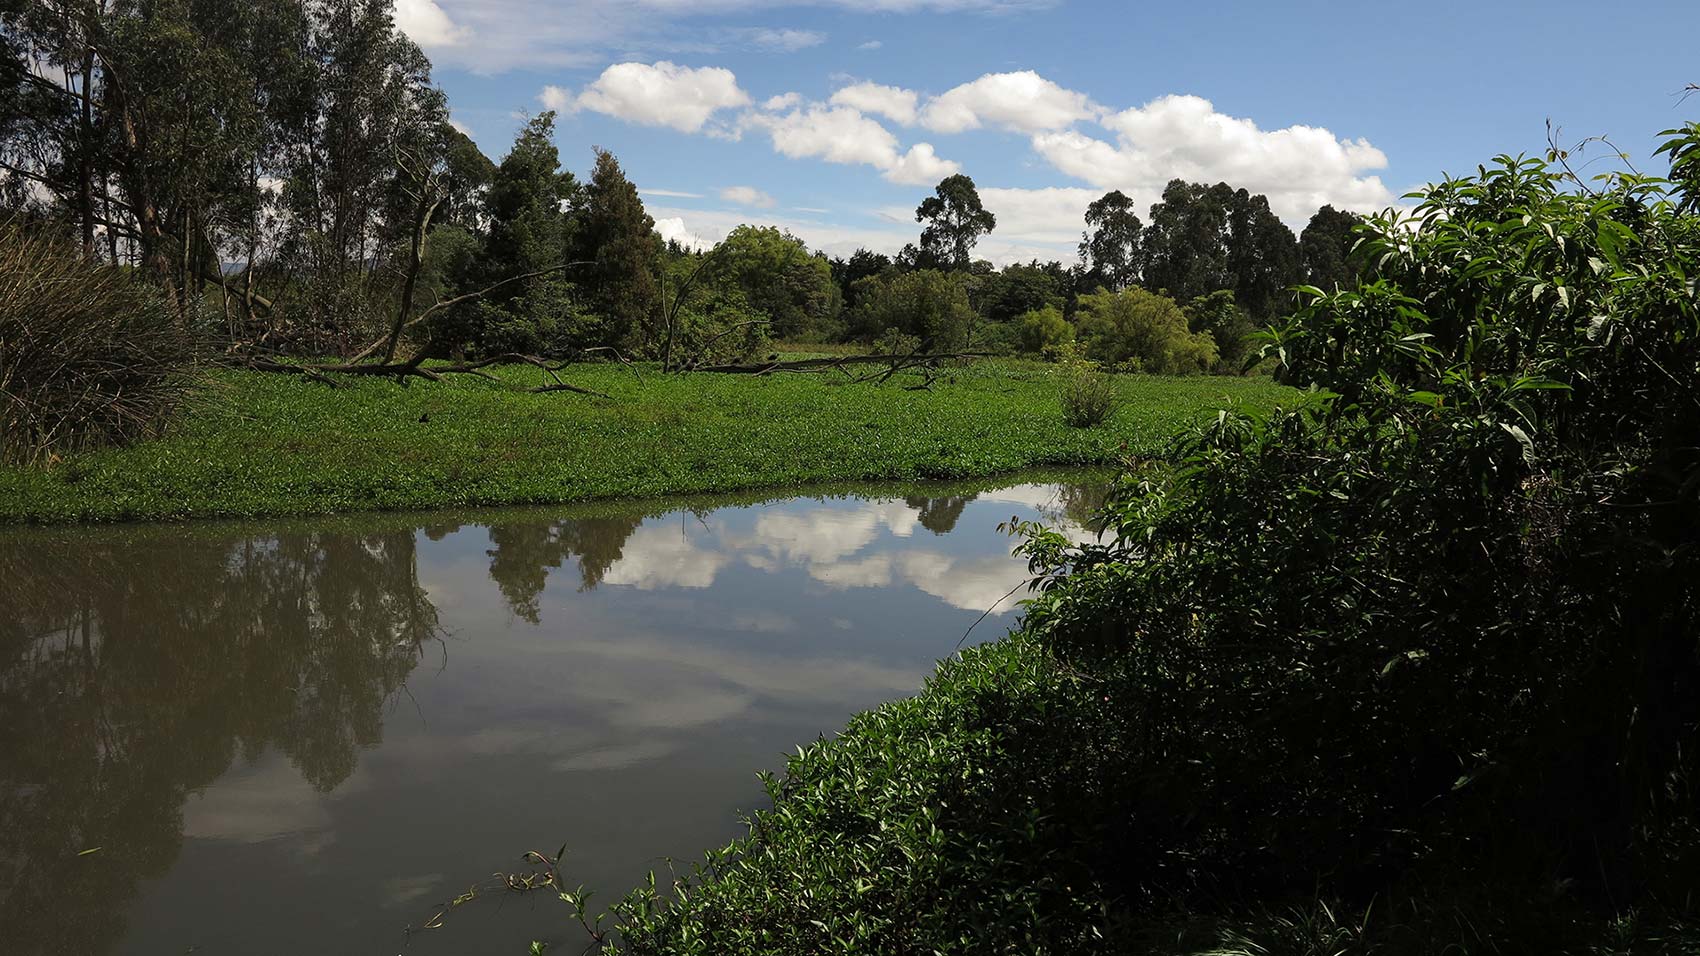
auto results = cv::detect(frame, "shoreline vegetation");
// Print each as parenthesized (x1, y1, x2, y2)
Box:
(0, 360, 1294, 525)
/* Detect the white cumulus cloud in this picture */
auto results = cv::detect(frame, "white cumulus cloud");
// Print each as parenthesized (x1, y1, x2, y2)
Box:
(830, 81, 920, 125)
(885, 143, 961, 185)
(538, 84, 573, 112)
(553, 61, 750, 134)
(976, 186, 1100, 244)
(394, 0, 470, 48)
(747, 103, 959, 185)
(654, 216, 714, 251)
(921, 70, 1100, 134)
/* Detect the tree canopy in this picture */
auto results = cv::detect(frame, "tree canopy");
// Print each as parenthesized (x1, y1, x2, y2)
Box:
(914, 173, 996, 271)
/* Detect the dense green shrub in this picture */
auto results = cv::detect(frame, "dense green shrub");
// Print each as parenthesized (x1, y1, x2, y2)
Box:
(0, 223, 196, 464)
(1017, 127, 1700, 921)
(1015, 304, 1073, 355)
(846, 269, 976, 350)
(1056, 344, 1115, 427)
(1075, 286, 1217, 373)
(1181, 289, 1254, 373)
(966, 317, 1021, 355)
(706, 225, 840, 341)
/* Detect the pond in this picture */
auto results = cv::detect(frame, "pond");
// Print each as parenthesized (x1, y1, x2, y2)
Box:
(0, 475, 1106, 955)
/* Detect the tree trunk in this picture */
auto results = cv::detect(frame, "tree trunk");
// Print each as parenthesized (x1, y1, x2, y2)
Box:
(77, 47, 97, 257)
(383, 191, 442, 363)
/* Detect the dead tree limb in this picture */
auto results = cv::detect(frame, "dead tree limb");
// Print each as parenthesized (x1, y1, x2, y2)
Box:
(239, 351, 613, 399)
(342, 261, 597, 366)
(582, 346, 642, 380)
(692, 352, 988, 375)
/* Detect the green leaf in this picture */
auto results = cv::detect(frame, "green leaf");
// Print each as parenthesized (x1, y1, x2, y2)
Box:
(1500, 422, 1536, 464)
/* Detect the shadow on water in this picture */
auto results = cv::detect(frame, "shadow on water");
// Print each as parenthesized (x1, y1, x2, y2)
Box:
(0, 471, 1111, 955)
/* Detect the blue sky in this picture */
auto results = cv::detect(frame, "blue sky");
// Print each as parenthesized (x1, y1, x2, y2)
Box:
(400, 0, 1699, 263)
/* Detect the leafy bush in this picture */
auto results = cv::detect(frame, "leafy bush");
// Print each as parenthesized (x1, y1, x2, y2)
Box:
(0, 223, 196, 464)
(1017, 126, 1700, 917)
(1182, 289, 1254, 373)
(847, 269, 975, 350)
(1055, 343, 1115, 427)
(1075, 286, 1216, 373)
(1015, 304, 1073, 355)
(968, 317, 1021, 355)
(706, 225, 840, 341)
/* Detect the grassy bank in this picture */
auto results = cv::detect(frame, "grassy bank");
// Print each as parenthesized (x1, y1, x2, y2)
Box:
(0, 361, 1294, 524)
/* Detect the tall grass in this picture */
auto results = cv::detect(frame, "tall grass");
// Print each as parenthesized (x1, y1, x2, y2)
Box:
(0, 222, 197, 464)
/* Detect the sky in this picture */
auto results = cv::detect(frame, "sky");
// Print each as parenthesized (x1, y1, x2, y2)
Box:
(398, 0, 1700, 265)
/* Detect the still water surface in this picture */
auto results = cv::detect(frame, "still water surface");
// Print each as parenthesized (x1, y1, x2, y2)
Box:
(0, 477, 1103, 955)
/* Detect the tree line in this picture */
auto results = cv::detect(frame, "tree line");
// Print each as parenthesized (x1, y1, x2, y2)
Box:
(0, 0, 1364, 374)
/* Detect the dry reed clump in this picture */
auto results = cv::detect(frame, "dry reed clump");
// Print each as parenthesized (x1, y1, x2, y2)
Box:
(0, 221, 197, 465)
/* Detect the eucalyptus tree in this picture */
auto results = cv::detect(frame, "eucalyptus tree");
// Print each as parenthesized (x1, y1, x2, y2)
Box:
(1298, 204, 1362, 289)
(1141, 180, 1232, 303)
(276, 0, 448, 344)
(1142, 179, 1301, 323)
(915, 173, 995, 271)
(1078, 189, 1143, 290)
(0, 0, 452, 344)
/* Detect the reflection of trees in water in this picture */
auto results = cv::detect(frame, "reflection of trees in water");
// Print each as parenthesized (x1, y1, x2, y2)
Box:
(480, 486, 1105, 621)
(0, 529, 439, 956)
(904, 495, 977, 535)
(485, 514, 648, 620)
(905, 484, 1109, 538)
(1051, 482, 1112, 533)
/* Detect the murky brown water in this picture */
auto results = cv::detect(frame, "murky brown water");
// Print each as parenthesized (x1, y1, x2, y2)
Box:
(0, 476, 1105, 955)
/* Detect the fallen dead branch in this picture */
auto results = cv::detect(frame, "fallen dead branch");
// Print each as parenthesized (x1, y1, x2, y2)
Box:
(691, 352, 988, 376)
(238, 350, 613, 399)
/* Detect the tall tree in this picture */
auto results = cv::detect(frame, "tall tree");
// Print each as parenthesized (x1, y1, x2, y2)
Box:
(1079, 189, 1143, 291)
(1142, 179, 1301, 323)
(480, 112, 576, 304)
(1141, 180, 1233, 303)
(915, 173, 995, 271)
(1299, 204, 1362, 289)
(1222, 187, 1301, 321)
(280, 0, 447, 341)
(574, 146, 660, 352)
